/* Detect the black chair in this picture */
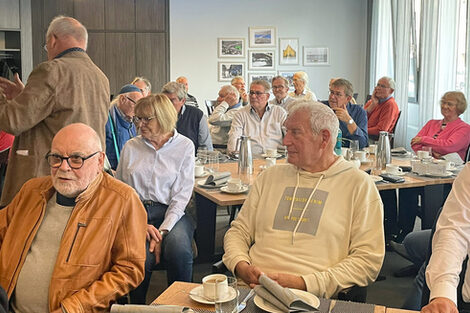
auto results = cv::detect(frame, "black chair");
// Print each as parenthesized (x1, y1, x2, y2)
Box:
(205, 100, 217, 116)
(212, 260, 367, 302)
(0, 148, 10, 199)
(389, 111, 401, 148)
(465, 142, 470, 163)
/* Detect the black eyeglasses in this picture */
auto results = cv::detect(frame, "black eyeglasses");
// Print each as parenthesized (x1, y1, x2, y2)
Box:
(125, 96, 137, 104)
(133, 115, 156, 124)
(329, 90, 345, 97)
(249, 91, 267, 96)
(45, 151, 101, 169)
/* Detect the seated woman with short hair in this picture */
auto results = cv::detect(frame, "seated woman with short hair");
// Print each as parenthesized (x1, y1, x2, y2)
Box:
(116, 94, 195, 304)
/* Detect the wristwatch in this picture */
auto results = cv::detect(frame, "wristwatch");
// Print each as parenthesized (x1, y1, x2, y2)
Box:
(159, 229, 169, 239)
(348, 119, 354, 125)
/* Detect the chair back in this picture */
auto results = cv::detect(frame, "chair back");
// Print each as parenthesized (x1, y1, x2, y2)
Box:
(389, 111, 401, 148)
(465, 142, 470, 163)
(205, 100, 217, 116)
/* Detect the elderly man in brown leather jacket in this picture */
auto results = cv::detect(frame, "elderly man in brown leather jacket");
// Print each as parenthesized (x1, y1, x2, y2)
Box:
(0, 123, 147, 313)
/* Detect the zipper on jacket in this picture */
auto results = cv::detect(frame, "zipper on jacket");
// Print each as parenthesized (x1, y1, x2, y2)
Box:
(66, 222, 87, 262)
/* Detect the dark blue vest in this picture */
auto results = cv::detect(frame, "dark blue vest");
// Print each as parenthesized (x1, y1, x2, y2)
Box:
(176, 105, 203, 151)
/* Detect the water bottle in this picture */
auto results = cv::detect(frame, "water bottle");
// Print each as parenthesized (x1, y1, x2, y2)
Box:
(334, 128, 342, 155)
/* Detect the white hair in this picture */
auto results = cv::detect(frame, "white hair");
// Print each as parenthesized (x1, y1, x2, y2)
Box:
(220, 85, 240, 99)
(289, 100, 339, 146)
(46, 15, 88, 50)
(380, 76, 395, 90)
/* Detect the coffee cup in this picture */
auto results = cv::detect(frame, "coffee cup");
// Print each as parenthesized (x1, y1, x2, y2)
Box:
(367, 144, 377, 155)
(265, 157, 276, 168)
(227, 178, 242, 191)
(265, 148, 277, 157)
(434, 159, 455, 170)
(202, 274, 228, 299)
(195, 164, 205, 176)
(386, 164, 403, 175)
(417, 150, 430, 160)
(354, 150, 369, 162)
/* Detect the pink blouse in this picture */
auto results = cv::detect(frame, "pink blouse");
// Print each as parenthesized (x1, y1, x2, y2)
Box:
(411, 118, 470, 160)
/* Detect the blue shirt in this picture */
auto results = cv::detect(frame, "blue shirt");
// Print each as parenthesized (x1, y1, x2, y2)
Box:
(115, 130, 195, 231)
(323, 101, 369, 149)
(105, 105, 136, 169)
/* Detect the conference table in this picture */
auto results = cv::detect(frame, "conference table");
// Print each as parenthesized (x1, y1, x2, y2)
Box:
(194, 155, 456, 262)
(152, 281, 418, 313)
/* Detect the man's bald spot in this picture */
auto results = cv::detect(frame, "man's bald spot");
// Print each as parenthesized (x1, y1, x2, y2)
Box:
(52, 123, 102, 153)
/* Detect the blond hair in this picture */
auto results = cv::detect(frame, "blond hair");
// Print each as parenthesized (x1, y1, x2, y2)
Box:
(135, 94, 178, 134)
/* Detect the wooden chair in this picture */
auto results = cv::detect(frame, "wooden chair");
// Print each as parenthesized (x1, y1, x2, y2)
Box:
(205, 100, 217, 116)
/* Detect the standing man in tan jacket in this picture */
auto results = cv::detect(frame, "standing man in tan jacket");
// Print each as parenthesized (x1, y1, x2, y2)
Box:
(0, 15, 109, 207)
(0, 123, 147, 312)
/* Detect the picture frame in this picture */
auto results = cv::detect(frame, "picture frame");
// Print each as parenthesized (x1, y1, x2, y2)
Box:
(248, 72, 276, 85)
(277, 71, 296, 89)
(248, 50, 275, 70)
(218, 38, 245, 58)
(249, 26, 276, 47)
(303, 46, 329, 66)
(279, 38, 299, 65)
(218, 62, 245, 82)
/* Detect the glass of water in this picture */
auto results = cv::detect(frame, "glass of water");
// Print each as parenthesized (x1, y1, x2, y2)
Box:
(215, 276, 238, 313)
(350, 140, 360, 153)
(207, 151, 219, 173)
(197, 148, 208, 164)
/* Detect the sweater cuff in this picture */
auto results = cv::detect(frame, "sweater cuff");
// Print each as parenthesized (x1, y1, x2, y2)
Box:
(429, 281, 457, 306)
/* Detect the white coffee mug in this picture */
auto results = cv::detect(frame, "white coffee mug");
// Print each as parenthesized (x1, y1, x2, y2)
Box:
(195, 165, 204, 176)
(227, 178, 242, 191)
(202, 274, 228, 299)
(265, 148, 277, 157)
(434, 159, 455, 170)
(265, 157, 276, 167)
(386, 164, 403, 175)
(367, 144, 377, 155)
(354, 150, 369, 162)
(417, 150, 430, 160)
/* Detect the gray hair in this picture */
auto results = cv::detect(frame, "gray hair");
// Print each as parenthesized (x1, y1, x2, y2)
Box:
(231, 76, 245, 85)
(251, 79, 271, 93)
(380, 76, 395, 90)
(272, 76, 289, 88)
(161, 81, 187, 101)
(46, 15, 88, 49)
(220, 85, 240, 99)
(289, 100, 339, 147)
(132, 76, 152, 93)
(294, 71, 309, 84)
(331, 78, 354, 97)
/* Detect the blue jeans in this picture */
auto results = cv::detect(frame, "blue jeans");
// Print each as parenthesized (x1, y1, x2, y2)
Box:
(130, 202, 195, 304)
(401, 229, 432, 310)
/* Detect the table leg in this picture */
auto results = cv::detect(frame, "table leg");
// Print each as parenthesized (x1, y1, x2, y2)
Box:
(194, 193, 217, 263)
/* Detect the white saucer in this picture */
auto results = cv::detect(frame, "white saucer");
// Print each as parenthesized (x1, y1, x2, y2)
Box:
(253, 288, 320, 313)
(370, 175, 383, 182)
(385, 171, 406, 176)
(220, 185, 249, 194)
(188, 285, 238, 305)
(360, 159, 373, 164)
(195, 171, 209, 178)
(261, 153, 283, 159)
(424, 171, 453, 178)
(197, 180, 227, 189)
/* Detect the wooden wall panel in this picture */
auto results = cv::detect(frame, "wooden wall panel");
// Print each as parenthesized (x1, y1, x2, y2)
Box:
(105, 33, 136, 93)
(105, 0, 135, 30)
(74, 0, 105, 30)
(87, 33, 106, 73)
(136, 33, 167, 92)
(0, 0, 20, 29)
(43, 0, 74, 30)
(136, 0, 166, 31)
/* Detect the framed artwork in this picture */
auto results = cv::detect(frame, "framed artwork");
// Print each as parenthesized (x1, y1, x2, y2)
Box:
(248, 50, 275, 70)
(218, 38, 245, 58)
(303, 46, 329, 66)
(218, 62, 245, 82)
(278, 71, 296, 89)
(248, 72, 276, 85)
(279, 38, 299, 65)
(249, 26, 276, 47)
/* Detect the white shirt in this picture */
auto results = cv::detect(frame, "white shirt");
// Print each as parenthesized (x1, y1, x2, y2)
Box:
(426, 163, 470, 305)
(288, 89, 318, 101)
(268, 95, 296, 111)
(227, 103, 287, 154)
(208, 101, 242, 145)
(116, 131, 195, 231)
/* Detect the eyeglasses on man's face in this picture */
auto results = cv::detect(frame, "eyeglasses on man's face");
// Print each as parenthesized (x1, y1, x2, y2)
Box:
(125, 96, 137, 105)
(272, 85, 287, 90)
(329, 90, 345, 98)
(249, 91, 268, 97)
(133, 115, 156, 124)
(45, 151, 100, 169)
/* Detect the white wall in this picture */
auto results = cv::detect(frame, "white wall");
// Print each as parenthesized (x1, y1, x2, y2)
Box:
(170, 0, 368, 115)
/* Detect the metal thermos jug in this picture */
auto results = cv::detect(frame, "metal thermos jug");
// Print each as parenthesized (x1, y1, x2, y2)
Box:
(376, 131, 391, 169)
(236, 135, 253, 174)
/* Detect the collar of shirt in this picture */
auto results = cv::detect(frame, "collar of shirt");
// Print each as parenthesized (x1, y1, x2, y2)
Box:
(249, 102, 271, 114)
(379, 95, 392, 104)
(228, 101, 241, 110)
(141, 129, 177, 151)
(54, 47, 86, 59)
(178, 105, 187, 118)
(115, 105, 133, 124)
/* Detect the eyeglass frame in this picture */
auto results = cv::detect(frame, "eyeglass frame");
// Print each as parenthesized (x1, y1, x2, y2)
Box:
(45, 151, 101, 169)
(125, 96, 137, 105)
(328, 89, 347, 98)
(249, 91, 269, 97)
(133, 115, 156, 124)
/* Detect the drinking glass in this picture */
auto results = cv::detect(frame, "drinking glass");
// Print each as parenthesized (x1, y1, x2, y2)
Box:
(197, 148, 208, 164)
(207, 151, 219, 173)
(350, 140, 360, 154)
(215, 276, 238, 313)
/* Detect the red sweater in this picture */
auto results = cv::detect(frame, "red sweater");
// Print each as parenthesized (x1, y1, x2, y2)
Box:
(364, 97, 399, 136)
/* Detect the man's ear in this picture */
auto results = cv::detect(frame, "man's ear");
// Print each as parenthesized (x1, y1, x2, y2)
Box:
(321, 129, 332, 148)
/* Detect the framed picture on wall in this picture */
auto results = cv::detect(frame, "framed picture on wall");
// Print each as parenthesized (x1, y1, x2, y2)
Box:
(218, 38, 245, 58)
(218, 62, 245, 81)
(303, 46, 329, 66)
(278, 71, 296, 89)
(248, 72, 276, 85)
(248, 50, 275, 70)
(279, 38, 299, 65)
(249, 26, 276, 47)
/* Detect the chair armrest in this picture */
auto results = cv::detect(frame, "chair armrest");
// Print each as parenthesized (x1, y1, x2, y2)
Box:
(212, 260, 229, 274)
(337, 285, 367, 303)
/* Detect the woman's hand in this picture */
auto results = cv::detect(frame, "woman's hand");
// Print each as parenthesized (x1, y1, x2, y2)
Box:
(146, 224, 163, 242)
(411, 136, 422, 145)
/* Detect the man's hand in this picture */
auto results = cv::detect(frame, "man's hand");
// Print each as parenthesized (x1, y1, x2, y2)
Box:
(332, 107, 352, 123)
(235, 261, 262, 288)
(266, 272, 306, 290)
(149, 238, 162, 264)
(366, 91, 379, 113)
(0, 73, 25, 100)
(411, 136, 422, 145)
(146, 224, 163, 242)
(421, 297, 458, 313)
(226, 93, 239, 107)
(240, 88, 248, 103)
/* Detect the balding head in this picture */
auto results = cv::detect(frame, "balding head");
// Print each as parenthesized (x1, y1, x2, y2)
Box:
(45, 15, 88, 60)
(176, 76, 189, 92)
(49, 123, 104, 197)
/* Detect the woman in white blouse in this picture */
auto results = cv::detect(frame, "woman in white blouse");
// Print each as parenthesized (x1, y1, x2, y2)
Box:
(116, 94, 195, 304)
(289, 71, 318, 101)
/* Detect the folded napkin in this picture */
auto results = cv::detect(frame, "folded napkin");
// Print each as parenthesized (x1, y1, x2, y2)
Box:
(110, 304, 193, 313)
(204, 171, 231, 186)
(254, 275, 318, 312)
(391, 147, 408, 154)
(442, 152, 464, 165)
